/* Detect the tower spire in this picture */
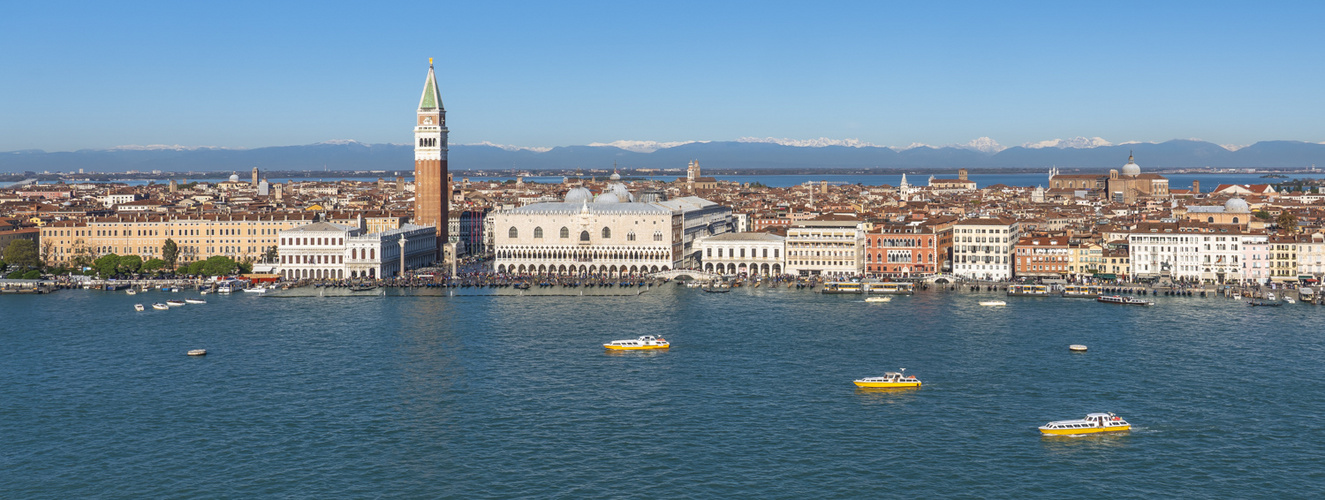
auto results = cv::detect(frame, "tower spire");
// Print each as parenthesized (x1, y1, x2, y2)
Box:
(419, 60, 443, 110)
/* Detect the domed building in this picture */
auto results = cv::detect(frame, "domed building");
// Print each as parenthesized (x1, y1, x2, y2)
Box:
(1049, 154, 1170, 204)
(1183, 196, 1254, 227)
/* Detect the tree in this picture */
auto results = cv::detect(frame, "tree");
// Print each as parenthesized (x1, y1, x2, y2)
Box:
(201, 255, 239, 276)
(262, 245, 278, 264)
(40, 240, 55, 267)
(1253, 210, 1272, 220)
(70, 241, 94, 270)
(142, 258, 166, 274)
(162, 239, 179, 269)
(3, 239, 40, 269)
(117, 255, 143, 275)
(93, 253, 121, 277)
(1278, 211, 1298, 233)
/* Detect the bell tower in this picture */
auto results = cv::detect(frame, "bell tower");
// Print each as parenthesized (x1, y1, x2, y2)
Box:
(414, 58, 448, 259)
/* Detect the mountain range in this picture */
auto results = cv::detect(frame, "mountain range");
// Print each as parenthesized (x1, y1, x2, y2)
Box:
(4, 138, 1325, 173)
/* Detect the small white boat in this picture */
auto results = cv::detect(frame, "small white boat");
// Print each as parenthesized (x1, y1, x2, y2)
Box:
(243, 286, 268, 294)
(134, 304, 145, 311)
(152, 303, 170, 310)
(200, 290, 210, 295)
(185, 298, 207, 304)
(603, 335, 670, 350)
(187, 349, 207, 356)
(126, 289, 137, 295)
(979, 300, 1007, 307)
(166, 300, 186, 307)
(1040, 412, 1130, 435)
(865, 296, 891, 303)
(1069, 344, 1088, 352)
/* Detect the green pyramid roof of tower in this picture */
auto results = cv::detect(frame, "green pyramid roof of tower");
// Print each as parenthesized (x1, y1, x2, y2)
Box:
(419, 65, 442, 110)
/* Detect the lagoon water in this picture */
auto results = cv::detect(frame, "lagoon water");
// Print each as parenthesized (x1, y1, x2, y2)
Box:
(4, 287, 1324, 498)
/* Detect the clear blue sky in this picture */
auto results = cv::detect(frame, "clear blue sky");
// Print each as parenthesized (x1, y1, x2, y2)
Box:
(3, 0, 1323, 152)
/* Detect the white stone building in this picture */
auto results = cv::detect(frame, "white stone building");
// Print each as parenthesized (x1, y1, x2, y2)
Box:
(492, 185, 677, 276)
(785, 214, 865, 277)
(951, 217, 1021, 280)
(277, 222, 436, 280)
(696, 232, 785, 276)
(654, 196, 735, 269)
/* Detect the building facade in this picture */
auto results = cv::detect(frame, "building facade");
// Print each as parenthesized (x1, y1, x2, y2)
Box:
(40, 213, 316, 266)
(864, 222, 938, 277)
(785, 215, 864, 277)
(951, 217, 1020, 280)
(695, 232, 785, 275)
(276, 222, 436, 280)
(493, 190, 676, 276)
(1014, 235, 1070, 279)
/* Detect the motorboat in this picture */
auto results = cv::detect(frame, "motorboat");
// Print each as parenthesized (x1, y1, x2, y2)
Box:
(603, 335, 670, 350)
(1069, 344, 1088, 352)
(126, 289, 137, 295)
(821, 282, 864, 294)
(1097, 295, 1154, 306)
(1007, 284, 1051, 297)
(865, 296, 891, 303)
(151, 303, 170, 310)
(184, 298, 207, 304)
(134, 304, 145, 312)
(865, 282, 915, 295)
(166, 300, 186, 307)
(979, 300, 1007, 307)
(243, 286, 269, 294)
(1248, 300, 1282, 307)
(1039, 413, 1130, 435)
(187, 349, 207, 356)
(1061, 285, 1102, 298)
(854, 369, 921, 388)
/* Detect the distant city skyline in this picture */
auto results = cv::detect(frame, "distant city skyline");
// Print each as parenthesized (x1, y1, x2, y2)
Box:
(4, 1, 1324, 152)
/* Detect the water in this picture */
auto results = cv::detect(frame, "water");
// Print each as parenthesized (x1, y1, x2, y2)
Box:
(4, 288, 1324, 498)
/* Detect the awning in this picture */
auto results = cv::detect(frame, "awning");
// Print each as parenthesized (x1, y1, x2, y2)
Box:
(1092, 273, 1118, 280)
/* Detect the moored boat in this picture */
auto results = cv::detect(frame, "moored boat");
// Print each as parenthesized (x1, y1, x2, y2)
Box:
(821, 282, 864, 294)
(603, 335, 670, 350)
(1097, 295, 1153, 306)
(1039, 412, 1130, 435)
(151, 303, 170, 310)
(126, 289, 137, 295)
(134, 304, 145, 311)
(1007, 284, 1051, 297)
(1248, 300, 1282, 307)
(1061, 285, 1102, 298)
(865, 296, 891, 303)
(979, 300, 1006, 306)
(166, 299, 186, 307)
(184, 298, 206, 304)
(854, 369, 921, 388)
(866, 282, 915, 295)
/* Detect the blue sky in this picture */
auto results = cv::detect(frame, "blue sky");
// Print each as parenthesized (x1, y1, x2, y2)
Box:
(3, 1, 1323, 152)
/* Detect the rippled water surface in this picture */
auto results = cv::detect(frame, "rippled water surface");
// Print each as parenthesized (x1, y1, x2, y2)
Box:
(4, 287, 1325, 498)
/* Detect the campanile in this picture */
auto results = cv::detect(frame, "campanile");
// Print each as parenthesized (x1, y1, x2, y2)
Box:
(414, 58, 448, 259)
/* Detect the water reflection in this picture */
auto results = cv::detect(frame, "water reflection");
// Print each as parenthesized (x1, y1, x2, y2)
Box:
(1040, 431, 1132, 454)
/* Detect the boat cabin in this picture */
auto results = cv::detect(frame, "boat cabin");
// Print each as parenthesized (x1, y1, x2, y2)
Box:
(867, 282, 915, 295)
(1007, 284, 1050, 296)
(822, 282, 864, 294)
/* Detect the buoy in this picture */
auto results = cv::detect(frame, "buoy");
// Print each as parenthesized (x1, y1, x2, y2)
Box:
(187, 349, 207, 356)
(1069, 345, 1088, 352)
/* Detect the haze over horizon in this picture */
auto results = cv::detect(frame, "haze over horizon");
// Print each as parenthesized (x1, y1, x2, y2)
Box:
(4, 1, 1324, 153)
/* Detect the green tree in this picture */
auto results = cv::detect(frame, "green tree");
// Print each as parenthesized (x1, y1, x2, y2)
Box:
(162, 239, 179, 269)
(69, 241, 94, 270)
(118, 255, 143, 275)
(262, 245, 278, 263)
(20, 269, 41, 279)
(1278, 211, 1298, 233)
(1253, 210, 1272, 220)
(182, 260, 206, 276)
(142, 258, 166, 274)
(93, 253, 121, 277)
(201, 255, 239, 276)
(3, 239, 40, 269)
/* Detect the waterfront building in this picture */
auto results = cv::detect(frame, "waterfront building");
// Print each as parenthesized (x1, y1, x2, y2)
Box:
(414, 58, 449, 258)
(1048, 154, 1169, 204)
(1066, 240, 1104, 277)
(785, 214, 864, 277)
(1127, 221, 1261, 283)
(492, 186, 676, 276)
(695, 232, 785, 275)
(864, 222, 938, 277)
(1242, 239, 1271, 284)
(951, 217, 1020, 280)
(40, 213, 317, 265)
(1013, 235, 1070, 279)
(276, 222, 436, 280)
(1101, 247, 1130, 279)
(1268, 235, 1300, 283)
(653, 196, 735, 269)
(1296, 233, 1325, 279)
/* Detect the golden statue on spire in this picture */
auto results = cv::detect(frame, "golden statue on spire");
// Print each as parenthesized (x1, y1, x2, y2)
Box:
(429, 57, 433, 66)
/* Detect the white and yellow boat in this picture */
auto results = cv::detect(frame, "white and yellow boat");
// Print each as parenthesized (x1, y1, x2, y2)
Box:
(1039, 412, 1130, 435)
(603, 335, 670, 350)
(853, 369, 921, 388)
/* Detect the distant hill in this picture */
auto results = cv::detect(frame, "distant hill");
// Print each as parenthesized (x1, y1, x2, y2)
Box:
(4, 139, 1325, 173)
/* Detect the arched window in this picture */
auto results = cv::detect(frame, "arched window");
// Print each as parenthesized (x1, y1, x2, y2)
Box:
(580, 230, 591, 242)
(560, 227, 569, 239)
(1208, 217, 1214, 223)
(1233, 217, 1240, 224)
(653, 231, 663, 242)
(534, 227, 544, 238)
(602, 227, 611, 239)
(627, 231, 636, 241)
(509, 227, 518, 239)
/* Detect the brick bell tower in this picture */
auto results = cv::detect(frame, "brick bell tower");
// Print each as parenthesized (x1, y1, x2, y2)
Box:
(414, 58, 448, 260)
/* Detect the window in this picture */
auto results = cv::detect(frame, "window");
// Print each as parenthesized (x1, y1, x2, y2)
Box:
(509, 227, 518, 239)
(580, 230, 590, 242)
(628, 231, 636, 241)
(653, 231, 663, 242)
(560, 227, 569, 239)
(534, 227, 544, 239)
(602, 227, 611, 239)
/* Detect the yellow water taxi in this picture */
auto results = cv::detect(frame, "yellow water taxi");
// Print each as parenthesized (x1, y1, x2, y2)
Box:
(853, 369, 921, 388)
(1039, 412, 1130, 435)
(603, 335, 670, 350)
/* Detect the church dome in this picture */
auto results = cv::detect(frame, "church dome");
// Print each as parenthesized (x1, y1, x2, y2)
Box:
(229, 173, 240, 182)
(1121, 155, 1141, 176)
(609, 171, 621, 181)
(608, 183, 634, 202)
(564, 186, 593, 203)
(1224, 197, 1250, 213)
(594, 192, 621, 203)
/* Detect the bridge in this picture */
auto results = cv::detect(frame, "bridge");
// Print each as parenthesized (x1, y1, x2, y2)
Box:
(649, 269, 724, 282)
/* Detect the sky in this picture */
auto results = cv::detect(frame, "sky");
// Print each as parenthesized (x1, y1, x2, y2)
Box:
(3, 0, 1324, 152)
